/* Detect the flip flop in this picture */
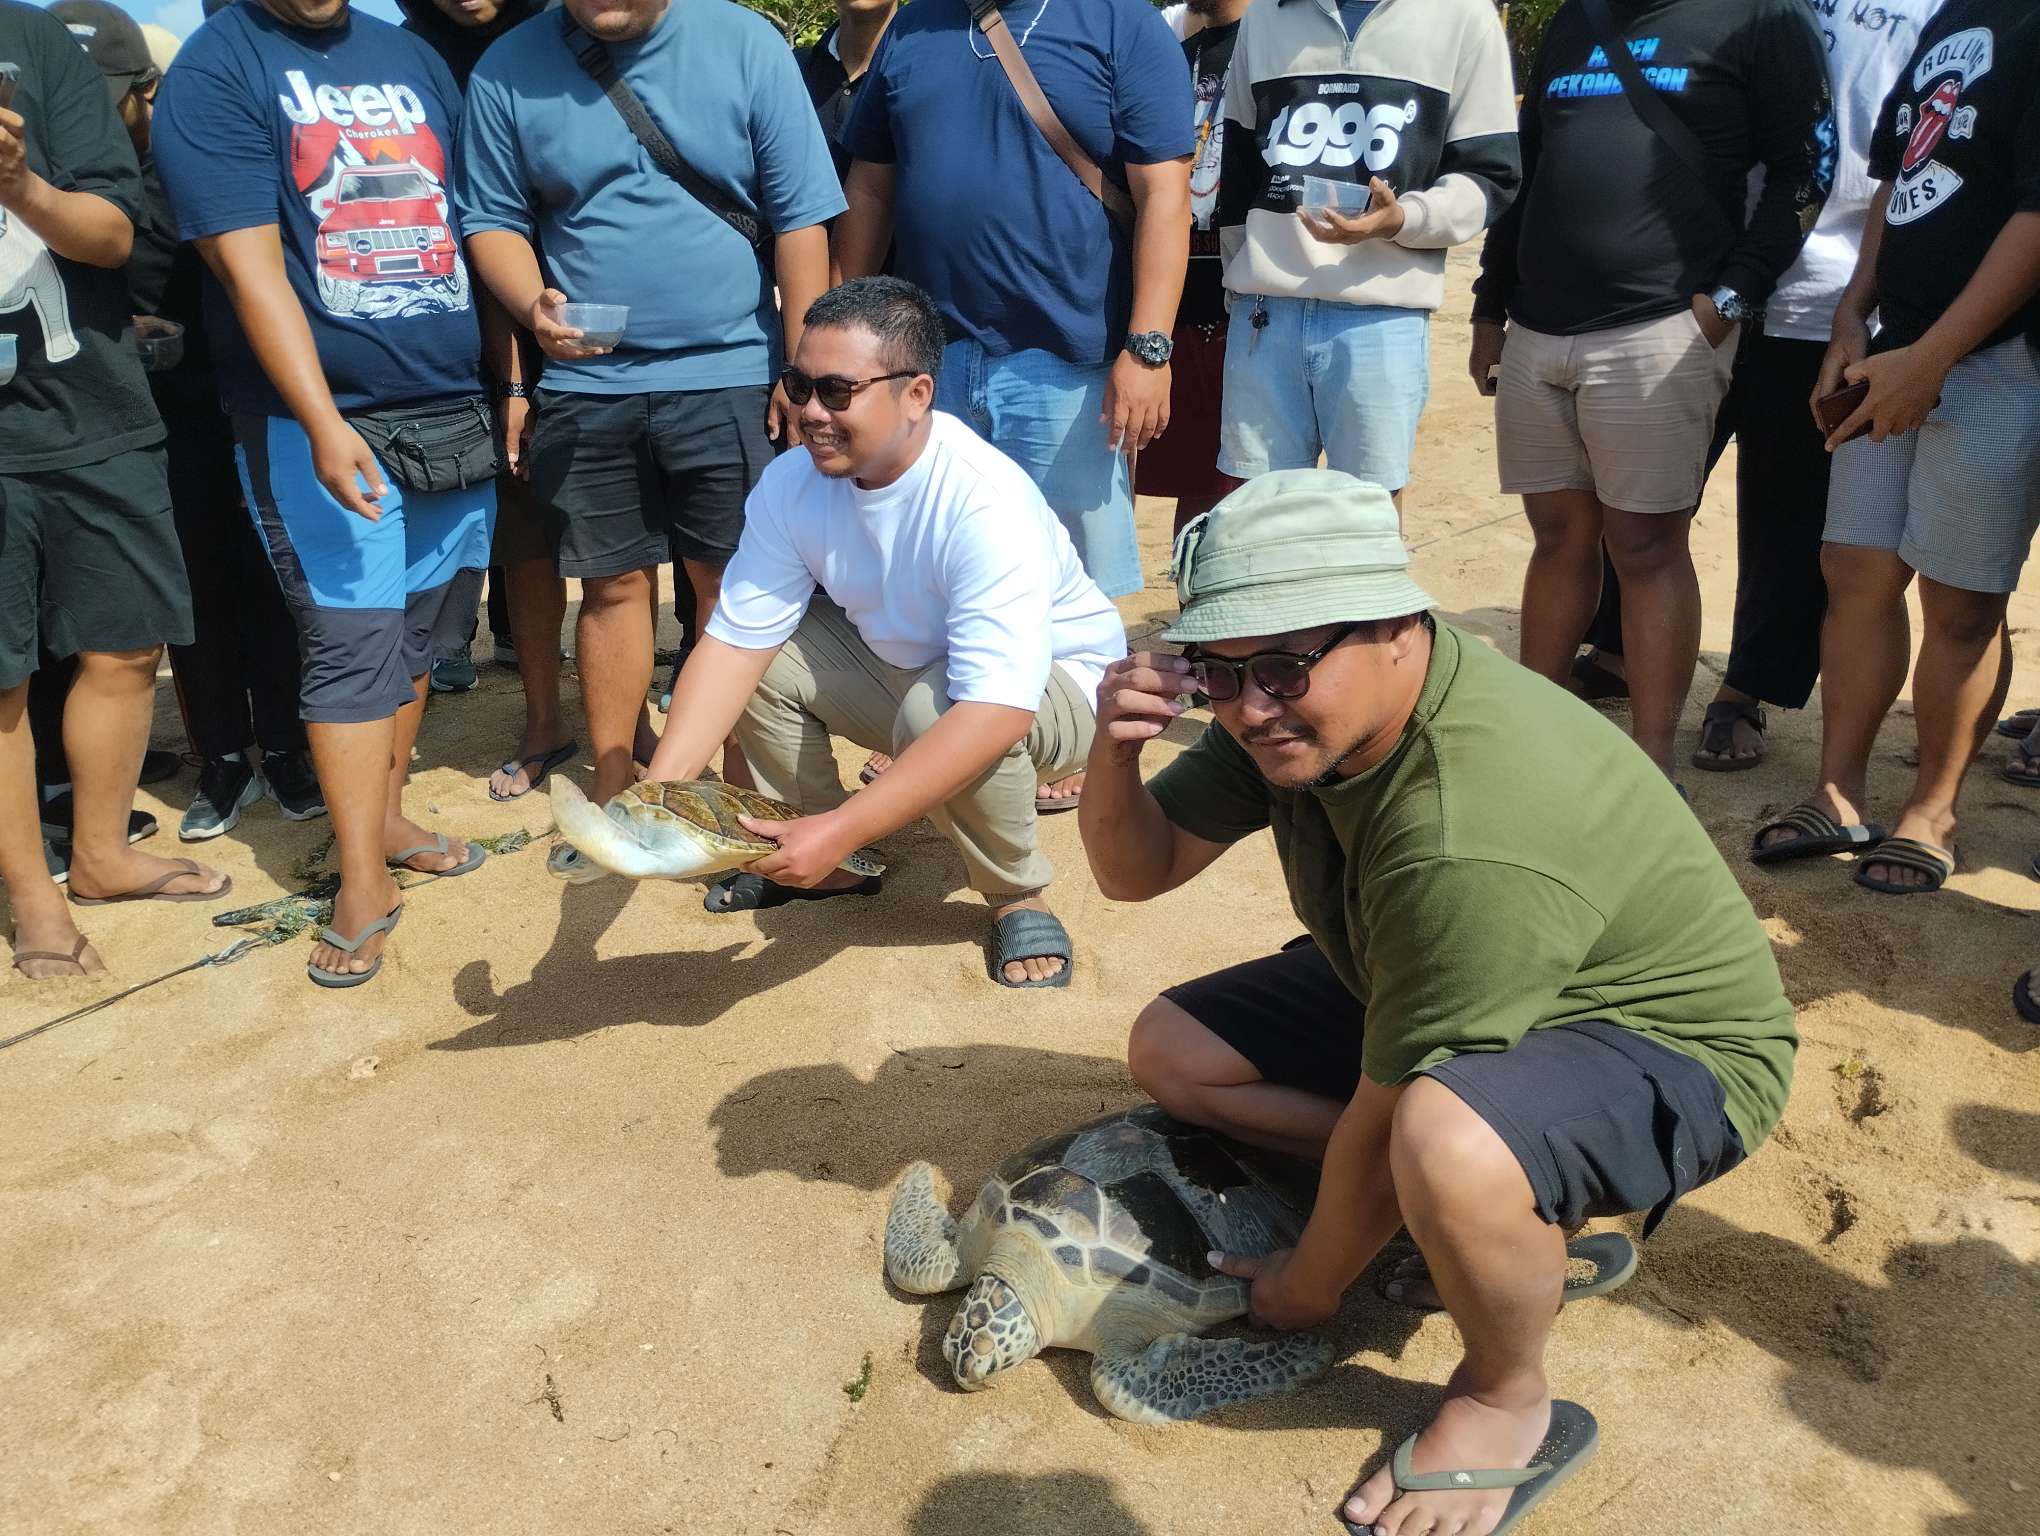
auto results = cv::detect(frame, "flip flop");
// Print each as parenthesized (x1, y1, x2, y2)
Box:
(308, 902, 402, 989)
(1691, 699, 1767, 773)
(1995, 708, 2040, 739)
(1377, 1232, 1637, 1313)
(1340, 1400, 1599, 1536)
(1749, 804, 1886, 866)
(68, 857, 231, 905)
(489, 739, 577, 802)
(387, 833, 486, 881)
(10, 933, 95, 980)
(2014, 969, 2040, 1027)
(1853, 836, 1954, 895)
(858, 754, 890, 787)
(1035, 785, 1083, 815)
(703, 871, 882, 913)
(2004, 737, 2040, 786)
(988, 907, 1073, 989)
(1568, 652, 1628, 703)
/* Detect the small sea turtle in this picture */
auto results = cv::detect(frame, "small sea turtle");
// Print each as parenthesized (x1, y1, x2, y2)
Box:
(885, 1104, 1334, 1424)
(548, 777, 885, 882)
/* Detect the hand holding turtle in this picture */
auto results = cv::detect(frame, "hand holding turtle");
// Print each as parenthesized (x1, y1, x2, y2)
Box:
(1210, 1246, 1343, 1331)
(737, 811, 859, 889)
(1094, 652, 1196, 767)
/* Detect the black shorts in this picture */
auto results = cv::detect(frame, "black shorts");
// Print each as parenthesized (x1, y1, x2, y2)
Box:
(0, 446, 194, 690)
(1162, 941, 1746, 1233)
(529, 384, 772, 578)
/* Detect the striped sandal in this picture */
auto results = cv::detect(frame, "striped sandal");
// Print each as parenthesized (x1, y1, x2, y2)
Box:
(1853, 837, 1955, 895)
(1749, 804, 1885, 866)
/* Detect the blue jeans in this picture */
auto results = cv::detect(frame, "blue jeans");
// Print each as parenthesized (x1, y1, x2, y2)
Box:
(1219, 297, 1431, 492)
(935, 338, 1140, 597)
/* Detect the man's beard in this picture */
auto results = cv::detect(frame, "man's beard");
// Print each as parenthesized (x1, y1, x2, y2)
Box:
(1241, 720, 1369, 789)
(1184, 0, 1226, 16)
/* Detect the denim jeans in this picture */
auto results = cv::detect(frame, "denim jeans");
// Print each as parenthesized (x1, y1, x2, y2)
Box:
(935, 338, 1141, 598)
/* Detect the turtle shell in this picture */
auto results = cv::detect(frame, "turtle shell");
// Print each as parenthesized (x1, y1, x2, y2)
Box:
(619, 779, 803, 853)
(979, 1104, 1316, 1311)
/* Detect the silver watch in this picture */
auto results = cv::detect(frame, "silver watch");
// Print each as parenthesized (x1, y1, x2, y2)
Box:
(1707, 286, 1753, 324)
(1124, 330, 1174, 366)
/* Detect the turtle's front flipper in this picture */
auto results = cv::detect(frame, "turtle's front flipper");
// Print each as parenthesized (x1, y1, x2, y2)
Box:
(884, 1162, 966, 1294)
(1090, 1331, 1334, 1425)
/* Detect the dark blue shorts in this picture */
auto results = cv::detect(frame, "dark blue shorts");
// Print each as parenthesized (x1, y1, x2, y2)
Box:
(1162, 940, 1746, 1233)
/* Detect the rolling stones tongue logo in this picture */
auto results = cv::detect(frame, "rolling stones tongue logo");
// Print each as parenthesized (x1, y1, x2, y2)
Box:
(1901, 78, 1961, 174)
(1885, 26, 1994, 228)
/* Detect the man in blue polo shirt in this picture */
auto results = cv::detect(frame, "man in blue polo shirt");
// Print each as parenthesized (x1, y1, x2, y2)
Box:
(833, 0, 1191, 613)
(458, 0, 842, 831)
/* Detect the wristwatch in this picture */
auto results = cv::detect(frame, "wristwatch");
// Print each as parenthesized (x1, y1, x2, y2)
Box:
(1124, 330, 1174, 366)
(1707, 286, 1753, 324)
(498, 380, 532, 401)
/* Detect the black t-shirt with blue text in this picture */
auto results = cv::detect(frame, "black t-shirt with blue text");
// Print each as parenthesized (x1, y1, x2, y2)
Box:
(0, 0, 161, 475)
(150, 2, 482, 417)
(1868, 0, 2040, 353)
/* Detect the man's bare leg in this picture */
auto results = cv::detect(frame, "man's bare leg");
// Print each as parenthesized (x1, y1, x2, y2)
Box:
(382, 674, 469, 873)
(0, 681, 101, 976)
(1518, 491, 1606, 688)
(682, 554, 753, 790)
(1127, 996, 1346, 1159)
(63, 648, 226, 900)
(489, 557, 570, 798)
(1756, 544, 1911, 851)
(1344, 1077, 1566, 1536)
(1857, 577, 2010, 889)
(578, 567, 657, 802)
(1601, 507, 1701, 776)
(305, 716, 404, 979)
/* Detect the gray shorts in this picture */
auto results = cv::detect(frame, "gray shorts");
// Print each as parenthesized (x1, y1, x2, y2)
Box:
(1823, 335, 2040, 593)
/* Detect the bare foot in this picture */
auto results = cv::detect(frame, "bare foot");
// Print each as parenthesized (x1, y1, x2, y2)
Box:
(66, 845, 228, 901)
(385, 814, 469, 874)
(993, 896, 1065, 985)
(862, 752, 893, 781)
(310, 873, 403, 979)
(1856, 807, 1956, 890)
(1038, 771, 1085, 805)
(489, 737, 572, 799)
(1755, 787, 1868, 853)
(1342, 1370, 1552, 1536)
(1692, 693, 1767, 768)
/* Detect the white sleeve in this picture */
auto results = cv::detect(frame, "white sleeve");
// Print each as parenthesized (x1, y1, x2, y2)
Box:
(704, 476, 818, 652)
(939, 503, 1056, 711)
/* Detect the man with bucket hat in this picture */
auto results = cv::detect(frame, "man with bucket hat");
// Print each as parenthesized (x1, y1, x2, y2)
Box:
(1079, 470, 1795, 1535)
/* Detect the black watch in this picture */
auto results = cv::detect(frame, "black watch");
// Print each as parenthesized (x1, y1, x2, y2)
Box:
(1124, 330, 1174, 366)
(498, 380, 532, 401)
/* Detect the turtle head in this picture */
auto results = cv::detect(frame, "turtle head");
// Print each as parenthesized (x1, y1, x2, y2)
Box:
(942, 1274, 1041, 1391)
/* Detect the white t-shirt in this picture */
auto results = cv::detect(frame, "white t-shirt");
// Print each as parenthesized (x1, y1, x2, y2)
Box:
(1762, 0, 1946, 341)
(708, 412, 1127, 712)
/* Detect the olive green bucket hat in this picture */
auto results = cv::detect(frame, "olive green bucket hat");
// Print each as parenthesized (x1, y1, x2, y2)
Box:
(1163, 470, 1433, 644)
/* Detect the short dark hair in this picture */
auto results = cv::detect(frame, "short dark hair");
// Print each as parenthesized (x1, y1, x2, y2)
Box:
(802, 277, 945, 383)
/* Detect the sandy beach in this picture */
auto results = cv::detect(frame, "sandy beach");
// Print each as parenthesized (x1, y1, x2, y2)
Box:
(3, 252, 2036, 1535)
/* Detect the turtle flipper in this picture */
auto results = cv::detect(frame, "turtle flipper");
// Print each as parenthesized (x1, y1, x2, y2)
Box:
(884, 1161, 966, 1294)
(1089, 1331, 1334, 1425)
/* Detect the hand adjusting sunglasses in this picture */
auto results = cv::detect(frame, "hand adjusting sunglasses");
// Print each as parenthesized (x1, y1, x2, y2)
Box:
(779, 365, 919, 412)
(1185, 625, 1360, 703)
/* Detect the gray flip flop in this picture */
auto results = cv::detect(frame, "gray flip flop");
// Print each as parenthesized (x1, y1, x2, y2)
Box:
(388, 832, 486, 881)
(489, 739, 577, 802)
(1378, 1232, 1637, 1312)
(988, 908, 1073, 989)
(1340, 1400, 1599, 1536)
(308, 902, 402, 989)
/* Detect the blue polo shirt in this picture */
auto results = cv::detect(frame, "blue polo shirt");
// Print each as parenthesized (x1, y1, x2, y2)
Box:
(456, 0, 844, 395)
(843, 0, 1191, 367)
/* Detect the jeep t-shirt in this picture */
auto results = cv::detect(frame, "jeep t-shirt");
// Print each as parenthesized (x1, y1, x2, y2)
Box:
(0, 0, 162, 475)
(1868, 0, 2040, 353)
(151, 2, 482, 417)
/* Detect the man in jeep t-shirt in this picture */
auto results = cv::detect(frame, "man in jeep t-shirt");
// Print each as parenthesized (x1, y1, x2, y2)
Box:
(153, 0, 499, 988)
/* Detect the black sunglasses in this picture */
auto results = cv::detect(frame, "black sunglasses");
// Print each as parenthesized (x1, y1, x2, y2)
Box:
(779, 365, 919, 412)
(1185, 625, 1360, 704)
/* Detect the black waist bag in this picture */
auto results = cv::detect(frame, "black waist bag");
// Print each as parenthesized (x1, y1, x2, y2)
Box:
(348, 396, 499, 494)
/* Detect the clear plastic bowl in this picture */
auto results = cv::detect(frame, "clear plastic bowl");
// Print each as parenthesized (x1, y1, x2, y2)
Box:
(553, 302, 628, 349)
(0, 334, 15, 388)
(1299, 176, 1373, 215)
(125, 318, 186, 373)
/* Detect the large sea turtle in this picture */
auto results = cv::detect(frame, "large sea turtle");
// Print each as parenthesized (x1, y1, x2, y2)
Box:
(885, 1104, 1334, 1424)
(549, 777, 885, 882)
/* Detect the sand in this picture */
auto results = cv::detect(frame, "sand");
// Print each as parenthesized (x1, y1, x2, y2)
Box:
(4, 253, 2037, 1535)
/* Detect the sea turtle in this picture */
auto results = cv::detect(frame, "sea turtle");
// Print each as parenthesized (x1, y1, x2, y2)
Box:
(548, 777, 885, 882)
(885, 1104, 1335, 1424)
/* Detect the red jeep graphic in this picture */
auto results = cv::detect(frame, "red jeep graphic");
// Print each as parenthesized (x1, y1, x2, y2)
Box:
(1903, 79, 1961, 175)
(316, 164, 456, 284)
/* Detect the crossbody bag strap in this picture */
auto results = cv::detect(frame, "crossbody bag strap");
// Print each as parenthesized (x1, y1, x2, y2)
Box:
(1574, 0, 1742, 234)
(970, 0, 1136, 232)
(561, 14, 769, 255)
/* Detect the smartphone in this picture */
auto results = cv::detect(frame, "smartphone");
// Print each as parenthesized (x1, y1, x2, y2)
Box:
(0, 64, 20, 112)
(1483, 363, 1501, 398)
(1814, 379, 1870, 443)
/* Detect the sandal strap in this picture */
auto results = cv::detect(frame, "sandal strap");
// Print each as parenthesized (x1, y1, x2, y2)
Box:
(12, 935, 91, 969)
(1756, 803, 1842, 841)
(1389, 1431, 1549, 1493)
(992, 908, 1073, 964)
(1865, 837, 1953, 877)
(388, 833, 451, 865)
(317, 904, 403, 953)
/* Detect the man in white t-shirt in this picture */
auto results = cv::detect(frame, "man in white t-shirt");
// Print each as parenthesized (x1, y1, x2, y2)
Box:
(637, 278, 1125, 987)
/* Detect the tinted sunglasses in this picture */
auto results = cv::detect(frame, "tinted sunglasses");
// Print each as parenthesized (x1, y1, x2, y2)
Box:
(779, 365, 918, 412)
(1185, 625, 1359, 704)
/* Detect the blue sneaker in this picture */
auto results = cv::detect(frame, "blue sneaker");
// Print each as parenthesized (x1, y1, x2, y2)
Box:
(431, 645, 478, 694)
(180, 755, 263, 841)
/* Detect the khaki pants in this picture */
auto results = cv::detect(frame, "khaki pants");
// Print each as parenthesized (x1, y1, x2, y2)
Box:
(737, 600, 1094, 903)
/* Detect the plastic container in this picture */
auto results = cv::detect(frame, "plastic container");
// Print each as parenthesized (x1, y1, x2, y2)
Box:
(0, 334, 15, 388)
(552, 302, 628, 350)
(125, 318, 186, 373)
(1299, 176, 1373, 215)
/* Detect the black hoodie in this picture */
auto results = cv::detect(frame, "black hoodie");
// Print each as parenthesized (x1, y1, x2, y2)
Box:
(397, 0, 541, 90)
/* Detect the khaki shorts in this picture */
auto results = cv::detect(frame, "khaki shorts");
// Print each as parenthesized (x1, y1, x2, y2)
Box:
(1496, 309, 1739, 515)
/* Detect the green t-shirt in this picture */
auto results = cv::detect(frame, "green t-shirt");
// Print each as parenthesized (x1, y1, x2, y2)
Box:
(1147, 621, 1797, 1153)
